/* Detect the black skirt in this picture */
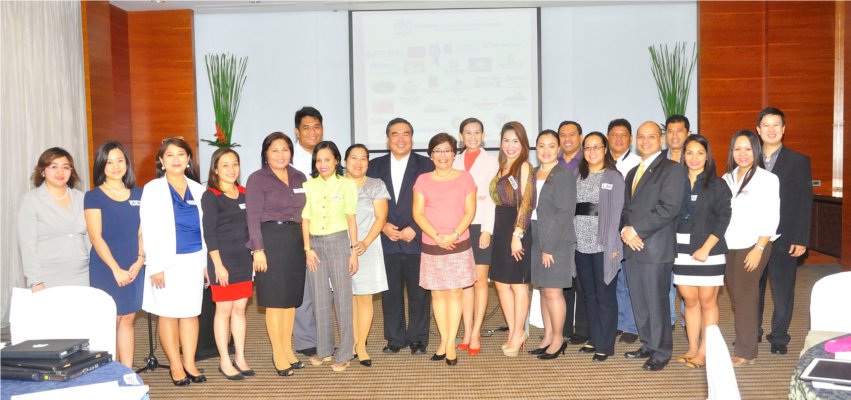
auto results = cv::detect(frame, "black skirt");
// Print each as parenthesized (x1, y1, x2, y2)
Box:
(255, 222, 306, 308)
(489, 206, 531, 284)
(469, 224, 493, 266)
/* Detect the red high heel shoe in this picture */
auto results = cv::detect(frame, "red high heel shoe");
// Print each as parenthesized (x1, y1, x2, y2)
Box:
(457, 342, 470, 351)
(468, 346, 481, 355)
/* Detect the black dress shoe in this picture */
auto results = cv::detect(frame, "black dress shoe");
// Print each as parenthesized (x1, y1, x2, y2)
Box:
(291, 361, 305, 370)
(568, 335, 588, 345)
(232, 361, 256, 377)
(770, 343, 788, 355)
(538, 342, 567, 360)
(218, 366, 244, 381)
(528, 347, 547, 355)
(430, 353, 446, 361)
(410, 341, 427, 355)
(592, 353, 609, 362)
(273, 362, 294, 377)
(184, 369, 206, 383)
(170, 370, 191, 386)
(642, 358, 669, 371)
(624, 349, 653, 359)
(296, 347, 318, 357)
(619, 333, 638, 344)
(359, 359, 372, 367)
(382, 344, 401, 354)
(578, 345, 596, 354)
(445, 358, 457, 366)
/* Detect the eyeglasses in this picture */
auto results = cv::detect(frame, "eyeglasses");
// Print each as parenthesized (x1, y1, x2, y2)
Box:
(431, 149, 455, 156)
(583, 146, 605, 152)
(46, 165, 73, 172)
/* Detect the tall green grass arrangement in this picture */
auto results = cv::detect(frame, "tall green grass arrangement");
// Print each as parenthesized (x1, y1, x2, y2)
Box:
(648, 42, 696, 118)
(203, 53, 247, 147)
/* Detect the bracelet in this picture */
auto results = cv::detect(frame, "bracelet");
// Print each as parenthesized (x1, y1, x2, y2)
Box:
(30, 282, 43, 288)
(304, 248, 312, 253)
(512, 231, 524, 239)
(452, 231, 460, 238)
(755, 244, 765, 251)
(251, 249, 264, 255)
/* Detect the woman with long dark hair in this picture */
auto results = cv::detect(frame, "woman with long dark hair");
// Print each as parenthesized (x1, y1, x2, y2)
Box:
(572, 132, 624, 362)
(723, 130, 779, 366)
(246, 132, 307, 377)
(489, 121, 536, 357)
(672, 135, 732, 369)
(140, 137, 207, 386)
(85, 141, 143, 368)
(201, 148, 254, 379)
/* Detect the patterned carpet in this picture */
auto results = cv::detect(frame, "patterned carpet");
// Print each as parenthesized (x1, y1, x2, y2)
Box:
(129, 264, 839, 399)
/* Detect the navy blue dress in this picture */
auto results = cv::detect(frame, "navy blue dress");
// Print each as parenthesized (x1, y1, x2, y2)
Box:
(85, 187, 145, 315)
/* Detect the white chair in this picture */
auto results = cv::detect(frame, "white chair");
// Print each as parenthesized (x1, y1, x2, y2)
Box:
(10, 286, 117, 357)
(705, 324, 740, 400)
(803, 271, 851, 352)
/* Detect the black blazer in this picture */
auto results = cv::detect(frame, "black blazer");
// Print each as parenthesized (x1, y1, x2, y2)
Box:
(621, 154, 685, 264)
(366, 152, 434, 255)
(683, 175, 732, 255)
(771, 147, 813, 247)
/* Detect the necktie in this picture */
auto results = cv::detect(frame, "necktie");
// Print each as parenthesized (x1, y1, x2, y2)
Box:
(631, 161, 646, 195)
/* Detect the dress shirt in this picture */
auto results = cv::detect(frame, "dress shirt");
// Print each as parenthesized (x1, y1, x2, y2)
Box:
(389, 153, 410, 201)
(245, 165, 307, 250)
(302, 174, 358, 236)
(723, 167, 780, 249)
(292, 141, 314, 177)
(763, 144, 782, 172)
(614, 150, 641, 181)
(558, 150, 583, 171)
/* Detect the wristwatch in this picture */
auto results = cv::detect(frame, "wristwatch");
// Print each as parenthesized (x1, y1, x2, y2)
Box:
(512, 231, 524, 239)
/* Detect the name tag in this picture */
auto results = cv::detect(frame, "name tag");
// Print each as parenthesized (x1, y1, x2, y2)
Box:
(691, 195, 698, 202)
(239, 203, 246, 209)
(187, 200, 197, 205)
(294, 188, 306, 194)
(129, 200, 141, 206)
(508, 176, 518, 190)
(601, 183, 613, 190)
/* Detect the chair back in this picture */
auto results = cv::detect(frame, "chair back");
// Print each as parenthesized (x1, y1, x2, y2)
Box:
(810, 271, 851, 332)
(705, 324, 740, 400)
(10, 286, 117, 357)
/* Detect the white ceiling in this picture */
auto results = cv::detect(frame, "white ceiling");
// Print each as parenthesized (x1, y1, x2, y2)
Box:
(109, 0, 678, 14)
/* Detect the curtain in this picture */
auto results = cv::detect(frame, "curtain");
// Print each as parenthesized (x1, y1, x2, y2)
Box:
(1, 1, 89, 327)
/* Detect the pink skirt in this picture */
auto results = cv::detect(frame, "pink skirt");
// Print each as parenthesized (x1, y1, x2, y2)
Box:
(419, 240, 476, 290)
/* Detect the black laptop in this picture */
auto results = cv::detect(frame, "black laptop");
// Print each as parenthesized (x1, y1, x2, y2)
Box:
(2, 350, 108, 372)
(1, 353, 112, 382)
(0, 339, 88, 360)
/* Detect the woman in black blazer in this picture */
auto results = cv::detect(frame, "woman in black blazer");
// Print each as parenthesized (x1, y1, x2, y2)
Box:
(672, 135, 732, 369)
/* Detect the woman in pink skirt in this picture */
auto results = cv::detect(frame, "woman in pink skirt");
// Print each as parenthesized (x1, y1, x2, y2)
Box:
(412, 132, 477, 366)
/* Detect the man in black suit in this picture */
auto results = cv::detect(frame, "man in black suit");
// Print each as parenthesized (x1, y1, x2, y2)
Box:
(755, 107, 813, 356)
(620, 121, 685, 371)
(367, 117, 434, 355)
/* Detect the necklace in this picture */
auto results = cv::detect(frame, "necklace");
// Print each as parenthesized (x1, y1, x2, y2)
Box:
(102, 183, 127, 193)
(52, 188, 69, 200)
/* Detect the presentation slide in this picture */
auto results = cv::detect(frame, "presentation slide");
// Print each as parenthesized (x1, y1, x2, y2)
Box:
(351, 8, 540, 151)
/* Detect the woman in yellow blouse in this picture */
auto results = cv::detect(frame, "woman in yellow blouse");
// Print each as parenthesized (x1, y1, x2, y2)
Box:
(302, 141, 359, 372)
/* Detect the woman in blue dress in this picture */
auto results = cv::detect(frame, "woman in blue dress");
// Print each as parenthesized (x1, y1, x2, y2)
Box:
(85, 141, 144, 368)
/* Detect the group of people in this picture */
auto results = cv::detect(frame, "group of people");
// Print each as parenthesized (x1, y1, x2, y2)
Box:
(17, 105, 811, 385)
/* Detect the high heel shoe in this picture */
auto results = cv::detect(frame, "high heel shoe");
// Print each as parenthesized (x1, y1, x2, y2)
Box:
(430, 353, 446, 361)
(184, 368, 206, 383)
(503, 332, 528, 357)
(468, 346, 481, 356)
(457, 342, 470, 351)
(232, 361, 256, 377)
(274, 362, 295, 377)
(445, 357, 457, 366)
(578, 345, 596, 354)
(528, 347, 548, 355)
(218, 366, 244, 381)
(538, 342, 567, 360)
(170, 370, 190, 386)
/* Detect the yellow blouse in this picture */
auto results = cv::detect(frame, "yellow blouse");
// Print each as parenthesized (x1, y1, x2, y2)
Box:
(301, 174, 358, 236)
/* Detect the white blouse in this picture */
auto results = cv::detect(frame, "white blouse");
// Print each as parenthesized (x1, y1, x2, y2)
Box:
(723, 167, 780, 250)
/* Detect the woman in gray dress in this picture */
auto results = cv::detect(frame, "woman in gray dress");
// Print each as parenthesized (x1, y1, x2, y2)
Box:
(529, 130, 577, 360)
(345, 144, 390, 367)
(18, 147, 89, 291)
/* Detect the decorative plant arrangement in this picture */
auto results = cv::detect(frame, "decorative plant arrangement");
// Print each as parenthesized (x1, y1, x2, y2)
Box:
(203, 53, 248, 148)
(648, 42, 697, 118)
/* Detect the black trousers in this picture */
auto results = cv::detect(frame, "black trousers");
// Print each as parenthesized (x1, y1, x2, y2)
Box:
(382, 253, 431, 348)
(576, 251, 618, 356)
(563, 277, 589, 338)
(757, 241, 800, 346)
(625, 259, 673, 362)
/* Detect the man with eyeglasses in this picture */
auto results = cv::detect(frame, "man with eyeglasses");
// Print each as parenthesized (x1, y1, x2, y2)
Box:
(606, 119, 641, 345)
(290, 106, 325, 357)
(367, 117, 435, 356)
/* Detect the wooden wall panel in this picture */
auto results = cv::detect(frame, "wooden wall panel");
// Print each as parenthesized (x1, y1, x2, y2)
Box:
(766, 1, 835, 196)
(843, 1, 851, 270)
(110, 6, 132, 153)
(127, 10, 197, 185)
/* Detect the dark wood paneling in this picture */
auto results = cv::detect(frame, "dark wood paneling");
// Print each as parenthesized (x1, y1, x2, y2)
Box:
(765, 1, 835, 196)
(810, 196, 842, 257)
(843, 1, 851, 270)
(110, 5, 132, 152)
(127, 10, 197, 185)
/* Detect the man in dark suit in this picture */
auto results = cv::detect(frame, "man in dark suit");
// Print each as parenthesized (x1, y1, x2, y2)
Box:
(367, 117, 434, 355)
(755, 107, 813, 356)
(620, 121, 685, 371)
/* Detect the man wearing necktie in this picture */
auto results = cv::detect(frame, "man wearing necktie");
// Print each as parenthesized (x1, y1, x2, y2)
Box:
(619, 121, 685, 371)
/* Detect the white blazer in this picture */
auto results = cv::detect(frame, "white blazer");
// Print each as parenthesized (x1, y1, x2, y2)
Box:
(140, 176, 207, 277)
(453, 148, 499, 233)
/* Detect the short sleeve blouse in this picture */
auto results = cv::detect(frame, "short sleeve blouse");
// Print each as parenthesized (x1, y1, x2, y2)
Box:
(413, 171, 477, 245)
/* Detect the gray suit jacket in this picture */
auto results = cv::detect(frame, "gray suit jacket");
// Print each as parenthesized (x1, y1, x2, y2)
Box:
(621, 154, 685, 264)
(534, 163, 577, 270)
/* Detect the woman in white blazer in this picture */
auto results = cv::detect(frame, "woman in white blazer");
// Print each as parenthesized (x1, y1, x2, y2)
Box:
(452, 118, 499, 355)
(140, 137, 208, 386)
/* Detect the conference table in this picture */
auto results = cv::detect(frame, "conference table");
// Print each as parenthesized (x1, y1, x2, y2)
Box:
(1, 361, 148, 400)
(789, 334, 851, 400)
